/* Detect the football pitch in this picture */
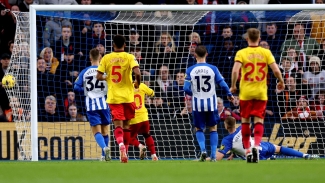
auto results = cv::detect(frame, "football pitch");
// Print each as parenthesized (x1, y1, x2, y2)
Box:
(0, 159, 324, 183)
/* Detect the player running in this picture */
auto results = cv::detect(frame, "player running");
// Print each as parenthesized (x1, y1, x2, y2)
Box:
(215, 116, 319, 161)
(74, 48, 111, 161)
(184, 45, 234, 162)
(96, 35, 141, 163)
(129, 80, 158, 161)
(230, 28, 285, 163)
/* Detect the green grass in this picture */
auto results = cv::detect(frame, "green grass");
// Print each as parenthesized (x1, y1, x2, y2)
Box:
(0, 159, 324, 183)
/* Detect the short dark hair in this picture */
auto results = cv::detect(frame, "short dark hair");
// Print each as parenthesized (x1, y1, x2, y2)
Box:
(195, 45, 207, 58)
(223, 25, 232, 30)
(89, 48, 100, 61)
(113, 35, 126, 49)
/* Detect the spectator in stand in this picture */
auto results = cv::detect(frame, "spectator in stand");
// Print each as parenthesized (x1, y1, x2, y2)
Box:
(39, 95, 64, 122)
(95, 42, 105, 58)
(216, 26, 237, 54)
(228, 94, 240, 116)
(277, 76, 311, 116)
(280, 24, 319, 72)
(261, 23, 285, 58)
(37, 57, 56, 108)
(287, 47, 303, 72)
(7, 40, 14, 55)
(43, 11, 72, 48)
(188, 32, 201, 44)
(313, 90, 325, 118)
(259, 40, 269, 49)
(64, 91, 76, 116)
(5, 96, 23, 122)
(279, 56, 303, 84)
(178, 42, 197, 70)
(38, 0, 78, 4)
(229, 1, 258, 36)
(79, 0, 91, 4)
(0, 0, 11, 9)
(0, 53, 11, 115)
(155, 32, 176, 54)
(217, 38, 237, 83)
(133, 2, 145, 18)
(176, 94, 192, 119)
(217, 97, 240, 121)
(151, 65, 173, 102)
(297, 96, 311, 119)
(18, 0, 38, 12)
(67, 104, 87, 122)
(167, 70, 185, 109)
(86, 22, 111, 52)
(127, 27, 147, 52)
(303, 56, 325, 99)
(0, 4, 15, 55)
(316, 39, 325, 70)
(39, 47, 59, 75)
(154, 4, 173, 37)
(76, 13, 92, 48)
(315, 0, 324, 3)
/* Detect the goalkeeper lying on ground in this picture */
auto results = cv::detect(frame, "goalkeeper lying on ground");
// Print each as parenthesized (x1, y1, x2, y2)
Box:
(208, 116, 319, 162)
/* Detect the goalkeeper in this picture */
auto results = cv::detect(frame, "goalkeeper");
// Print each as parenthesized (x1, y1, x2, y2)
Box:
(213, 116, 319, 161)
(128, 80, 158, 161)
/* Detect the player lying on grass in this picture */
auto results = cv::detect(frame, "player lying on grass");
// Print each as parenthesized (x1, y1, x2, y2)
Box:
(74, 48, 111, 161)
(127, 80, 158, 161)
(210, 116, 319, 161)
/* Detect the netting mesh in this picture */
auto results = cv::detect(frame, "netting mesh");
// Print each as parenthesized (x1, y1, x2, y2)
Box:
(3, 12, 32, 160)
(5, 8, 325, 160)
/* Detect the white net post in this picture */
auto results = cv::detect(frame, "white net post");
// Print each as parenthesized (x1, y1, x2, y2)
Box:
(4, 12, 32, 160)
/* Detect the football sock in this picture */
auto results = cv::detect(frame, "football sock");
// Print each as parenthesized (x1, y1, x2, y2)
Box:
(280, 147, 304, 158)
(145, 135, 156, 155)
(241, 123, 251, 149)
(94, 132, 106, 149)
(123, 129, 131, 152)
(196, 130, 206, 152)
(210, 131, 218, 159)
(102, 135, 109, 156)
(131, 137, 140, 147)
(114, 126, 124, 145)
(254, 122, 264, 147)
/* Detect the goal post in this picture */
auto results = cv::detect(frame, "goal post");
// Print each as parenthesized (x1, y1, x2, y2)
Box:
(18, 4, 325, 161)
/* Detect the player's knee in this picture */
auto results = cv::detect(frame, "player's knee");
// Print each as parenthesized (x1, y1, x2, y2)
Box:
(142, 133, 150, 138)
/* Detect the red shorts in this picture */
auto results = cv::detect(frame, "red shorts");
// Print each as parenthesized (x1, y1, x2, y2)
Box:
(240, 100, 267, 119)
(130, 121, 150, 135)
(109, 102, 136, 121)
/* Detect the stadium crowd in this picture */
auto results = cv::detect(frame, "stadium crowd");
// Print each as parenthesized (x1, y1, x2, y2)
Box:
(1, 0, 325, 123)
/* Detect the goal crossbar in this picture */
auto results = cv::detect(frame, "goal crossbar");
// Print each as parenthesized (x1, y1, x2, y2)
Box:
(29, 4, 325, 161)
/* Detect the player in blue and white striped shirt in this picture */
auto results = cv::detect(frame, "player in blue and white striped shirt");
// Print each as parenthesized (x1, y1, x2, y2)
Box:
(74, 48, 111, 161)
(184, 45, 234, 162)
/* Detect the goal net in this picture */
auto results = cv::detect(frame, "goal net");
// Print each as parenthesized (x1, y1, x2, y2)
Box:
(2, 5, 324, 161)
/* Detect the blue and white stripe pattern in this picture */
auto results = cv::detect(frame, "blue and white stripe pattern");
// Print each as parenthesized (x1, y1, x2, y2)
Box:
(74, 65, 108, 112)
(85, 96, 108, 111)
(185, 63, 223, 112)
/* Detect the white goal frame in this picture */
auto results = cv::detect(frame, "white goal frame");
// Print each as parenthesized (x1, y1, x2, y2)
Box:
(29, 4, 325, 161)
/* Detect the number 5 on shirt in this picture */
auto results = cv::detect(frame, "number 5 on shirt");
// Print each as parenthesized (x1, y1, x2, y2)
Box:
(112, 66, 122, 83)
